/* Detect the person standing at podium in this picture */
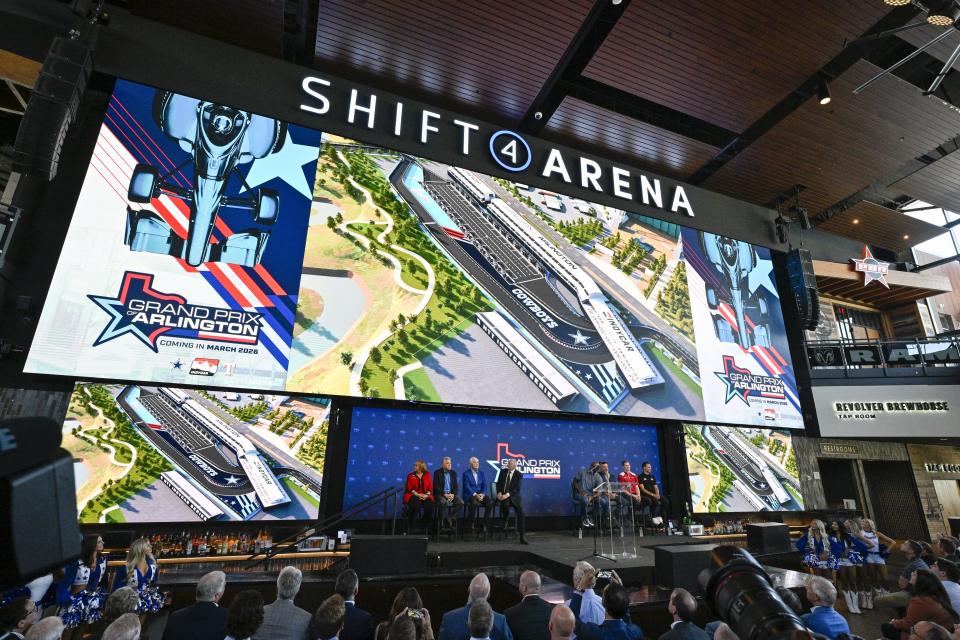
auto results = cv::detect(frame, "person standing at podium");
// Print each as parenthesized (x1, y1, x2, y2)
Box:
(495, 460, 529, 545)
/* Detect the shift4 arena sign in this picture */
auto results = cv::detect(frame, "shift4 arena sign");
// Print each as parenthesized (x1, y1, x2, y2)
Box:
(89, 271, 262, 352)
(715, 355, 786, 406)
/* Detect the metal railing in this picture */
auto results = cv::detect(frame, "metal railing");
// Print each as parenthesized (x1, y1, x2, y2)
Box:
(805, 335, 960, 378)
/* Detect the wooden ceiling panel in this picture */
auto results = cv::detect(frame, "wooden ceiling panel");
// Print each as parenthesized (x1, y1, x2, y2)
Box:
(543, 97, 719, 180)
(313, 0, 595, 121)
(701, 60, 960, 215)
(891, 153, 960, 213)
(817, 200, 947, 252)
(583, 0, 892, 132)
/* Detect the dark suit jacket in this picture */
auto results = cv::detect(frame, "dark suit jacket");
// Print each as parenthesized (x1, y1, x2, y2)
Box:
(504, 596, 554, 640)
(577, 619, 643, 640)
(434, 468, 460, 500)
(161, 600, 228, 640)
(439, 602, 514, 640)
(496, 469, 523, 505)
(341, 601, 375, 640)
(657, 621, 710, 640)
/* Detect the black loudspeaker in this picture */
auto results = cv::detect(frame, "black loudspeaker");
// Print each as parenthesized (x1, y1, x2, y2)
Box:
(746, 522, 791, 555)
(785, 249, 820, 331)
(349, 535, 428, 575)
(12, 37, 93, 181)
(654, 543, 716, 595)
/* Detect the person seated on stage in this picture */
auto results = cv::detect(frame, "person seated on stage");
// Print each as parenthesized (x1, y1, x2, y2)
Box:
(495, 459, 529, 545)
(573, 463, 607, 529)
(617, 461, 643, 520)
(404, 460, 435, 530)
(435, 457, 465, 528)
(254, 566, 312, 640)
(504, 571, 554, 640)
(312, 594, 346, 640)
(658, 589, 709, 640)
(161, 570, 228, 640)
(463, 457, 492, 526)
(637, 462, 669, 524)
(568, 562, 604, 626)
(572, 582, 642, 640)
(439, 573, 513, 640)
(100, 613, 140, 640)
(548, 605, 575, 640)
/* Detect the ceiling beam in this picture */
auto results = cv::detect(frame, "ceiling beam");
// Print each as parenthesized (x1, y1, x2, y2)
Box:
(518, 0, 631, 133)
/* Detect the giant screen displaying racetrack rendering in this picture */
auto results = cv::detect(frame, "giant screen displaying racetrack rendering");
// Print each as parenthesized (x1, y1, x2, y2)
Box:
(684, 423, 804, 513)
(344, 405, 661, 518)
(64, 381, 330, 523)
(27, 78, 802, 428)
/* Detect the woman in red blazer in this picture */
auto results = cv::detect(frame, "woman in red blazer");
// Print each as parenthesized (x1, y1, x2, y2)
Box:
(404, 460, 435, 529)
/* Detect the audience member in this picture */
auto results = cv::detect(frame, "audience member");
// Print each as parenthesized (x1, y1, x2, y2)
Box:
(711, 623, 737, 640)
(375, 589, 424, 640)
(547, 606, 575, 640)
(875, 540, 929, 616)
(658, 589, 707, 640)
(225, 590, 264, 640)
(934, 559, 960, 614)
(161, 570, 228, 640)
(573, 583, 642, 640)
(0, 597, 39, 639)
(23, 617, 63, 640)
(254, 566, 311, 640)
(469, 600, 494, 640)
(940, 538, 960, 565)
(881, 568, 959, 639)
(87, 587, 139, 640)
(801, 576, 850, 640)
(569, 562, 603, 626)
(336, 569, 374, 640)
(101, 613, 140, 640)
(909, 621, 953, 640)
(920, 541, 939, 567)
(504, 571, 554, 640)
(386, 617, 417, 640)
(439, 574, 512, 640)
(313, 594, 347, 640)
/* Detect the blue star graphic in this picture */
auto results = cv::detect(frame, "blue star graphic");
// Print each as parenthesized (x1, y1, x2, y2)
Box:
(171, 359, 184, 370)
(747, 257, 778, 299)
(241, 130, 319, 199)
(88, 294, 159, 352)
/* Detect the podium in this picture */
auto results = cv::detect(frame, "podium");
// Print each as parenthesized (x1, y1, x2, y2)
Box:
(582, 481, 639, 561)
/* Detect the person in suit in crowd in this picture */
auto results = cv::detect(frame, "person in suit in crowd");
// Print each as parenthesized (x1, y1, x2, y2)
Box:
(547, 606, 575, 640)
(313, 594, 347, 640)
(100, 613, 140, 640)
(495, 459, 528, 545)
(504, 571, 554, 640)
(468, 600, 494, 640)
(462, 457, 492, 527)
(572, 583, 642, 640)
(435, 457, 464, 528)
(254, 566, 311, 640)
(0, 597, 39, 639)
(657, 589, 708, 640)
(225, 590, 263, 640)
(22, 616, 62, 640)
(801, 576, 850, 640)
(404, 461, 435, 530)
(385, 616, 418, 640)
(161, 570, 228, 640)
(335, 569, 373, 640)
(568, 563, 603, 626)
(439, 574, 513, 640)
(85, 588, 139, 640)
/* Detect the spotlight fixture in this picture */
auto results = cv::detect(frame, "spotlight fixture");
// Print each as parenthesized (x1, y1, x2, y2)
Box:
(817, 78, 831, 105)
(884, 0, 910, 4)
(904, 234, 910, 239)
(927, 1, 960, 26)
(852, 218, 860, 224)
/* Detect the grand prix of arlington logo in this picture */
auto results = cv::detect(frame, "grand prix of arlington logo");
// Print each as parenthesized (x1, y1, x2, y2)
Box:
(714, 355, 785, 406)
(89, 271, 262, 352)
(487, 442, 561, 479)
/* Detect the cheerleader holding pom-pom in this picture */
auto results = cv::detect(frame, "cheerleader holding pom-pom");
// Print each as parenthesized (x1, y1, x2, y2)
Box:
(832, 519, 870, 614)
(121, 537, 164, 614)
(59, 534, 112, 631)
(796, 519, 839, 578)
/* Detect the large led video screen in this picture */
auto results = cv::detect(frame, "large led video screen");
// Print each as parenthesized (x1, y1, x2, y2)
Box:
(344, 406, 661, 518)
(684, 424, 803, 513)
(27, 77, 801, 428)
(65, 382, 329, 523)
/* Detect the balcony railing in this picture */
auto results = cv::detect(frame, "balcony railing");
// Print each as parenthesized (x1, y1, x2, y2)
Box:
(805, 336, 960, 378)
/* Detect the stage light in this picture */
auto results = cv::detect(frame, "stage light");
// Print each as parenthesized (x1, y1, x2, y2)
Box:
(904, 234, 911, 239)
(852, 218, 860, 224)
(884, 0, 911, 4)
(927, 1, 960, 26)
(817, 79, 831, 105)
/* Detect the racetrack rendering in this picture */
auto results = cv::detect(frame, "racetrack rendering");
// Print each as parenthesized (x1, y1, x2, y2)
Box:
(65, 382, 328, 523)
(684, 423, 803, 513)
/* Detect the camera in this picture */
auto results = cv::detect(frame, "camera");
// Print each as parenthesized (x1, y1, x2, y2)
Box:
(698, 545, 813, 640)
(406, 608, 423, 620)
(597, 570, 613, 579)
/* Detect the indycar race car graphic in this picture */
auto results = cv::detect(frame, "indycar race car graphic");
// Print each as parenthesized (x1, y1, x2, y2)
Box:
(125, 91, 286, 267)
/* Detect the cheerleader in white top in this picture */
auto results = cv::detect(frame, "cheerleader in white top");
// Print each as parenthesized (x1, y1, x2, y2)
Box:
(857, 518, 895, 602)
(60, 535, 111, 631)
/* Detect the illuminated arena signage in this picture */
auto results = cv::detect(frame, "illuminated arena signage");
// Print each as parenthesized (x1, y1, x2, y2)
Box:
(299, 76, 695, 217)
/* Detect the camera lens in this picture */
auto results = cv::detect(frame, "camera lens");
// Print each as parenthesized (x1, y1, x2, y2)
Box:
(698, 546, 812, 640)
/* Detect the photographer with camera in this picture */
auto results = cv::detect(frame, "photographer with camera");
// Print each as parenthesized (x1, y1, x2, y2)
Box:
(569, 563, 603, 626)
(570, 580, 641, 640)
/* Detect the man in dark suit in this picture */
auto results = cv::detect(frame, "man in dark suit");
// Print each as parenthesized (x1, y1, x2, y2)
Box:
(505, 571, 554, 640)
(435, 457, 465, 527)
(161, 570, 228, 640)
(573, 583, 642, 640)
(495, 459, 528, 544)
(334, 569, 373, 640)
(439, 573, 514, 640)
(657, 589, 708, 640)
